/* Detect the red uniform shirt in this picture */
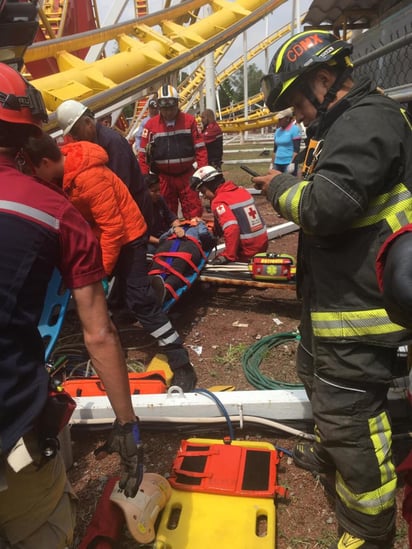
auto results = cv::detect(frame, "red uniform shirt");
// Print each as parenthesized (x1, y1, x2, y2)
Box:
(211, 181, 268, 262)
(0, 153, 105, 454)
(138, 110, 207, 175)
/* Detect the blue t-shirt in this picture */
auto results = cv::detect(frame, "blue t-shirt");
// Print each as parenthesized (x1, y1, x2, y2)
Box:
(274, 123, 301, 165)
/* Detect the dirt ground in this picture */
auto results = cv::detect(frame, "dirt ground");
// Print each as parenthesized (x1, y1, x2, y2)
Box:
(61, 195, 411, 548)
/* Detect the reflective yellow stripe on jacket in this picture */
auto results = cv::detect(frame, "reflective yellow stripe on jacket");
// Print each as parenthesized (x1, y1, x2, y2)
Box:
(278, 180, 309, 224)
(311, 309, 405, 338)
(351, 182, 412, 232)
(278, 181, 412, 230)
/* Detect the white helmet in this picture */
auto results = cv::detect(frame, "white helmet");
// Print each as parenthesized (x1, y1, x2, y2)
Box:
(190, 165, 222, 191)
(157, 84, 179, 107)
(56, 99, 88, 135)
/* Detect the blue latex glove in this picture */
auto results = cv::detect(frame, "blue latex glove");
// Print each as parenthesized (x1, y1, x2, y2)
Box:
(102, 277, 109, 296)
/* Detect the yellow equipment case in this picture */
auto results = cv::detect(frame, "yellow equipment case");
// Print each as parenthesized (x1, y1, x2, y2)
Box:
(155, 438, 286, 549)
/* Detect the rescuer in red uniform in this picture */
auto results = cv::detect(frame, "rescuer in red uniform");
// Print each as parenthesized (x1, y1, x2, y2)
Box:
(200, 109, 223, 169)
(190, 166, 268, 264)
(0, 63, 142, 548)
(138, 85, 207, 219)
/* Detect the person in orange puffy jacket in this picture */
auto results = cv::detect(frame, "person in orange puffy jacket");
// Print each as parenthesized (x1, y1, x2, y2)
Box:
(24, 133, 198, 392)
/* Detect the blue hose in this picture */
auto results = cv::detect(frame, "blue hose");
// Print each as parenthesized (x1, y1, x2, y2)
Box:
(195, 387, 235, 441)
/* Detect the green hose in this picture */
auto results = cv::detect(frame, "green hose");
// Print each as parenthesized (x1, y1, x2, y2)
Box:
(242, 331, 304, 390)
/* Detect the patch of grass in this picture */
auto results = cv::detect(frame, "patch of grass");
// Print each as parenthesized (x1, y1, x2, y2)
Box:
(221, 141, 273, 187)
(125, 358, 145, 372)
(215, 342, 249, 369)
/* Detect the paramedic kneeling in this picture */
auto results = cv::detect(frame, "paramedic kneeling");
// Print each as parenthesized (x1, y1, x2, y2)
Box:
(190, 166, 268, 264)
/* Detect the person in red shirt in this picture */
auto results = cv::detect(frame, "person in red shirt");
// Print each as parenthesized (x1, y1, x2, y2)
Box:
(190, 166, 268, 264)
(138, 85, 207, 219)
(200, 109, 223, 169)
(0, 63, 141, 548)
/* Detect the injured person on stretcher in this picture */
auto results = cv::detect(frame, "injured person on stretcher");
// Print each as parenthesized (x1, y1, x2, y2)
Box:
(148, 217, 216, 309)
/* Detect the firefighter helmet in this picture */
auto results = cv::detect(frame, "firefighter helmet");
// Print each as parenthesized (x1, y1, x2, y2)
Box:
(56, 99, 88, 135)
(0, 62, 47, 128)
(157, 85, 179, 108)
(261, 30, 353, 112)
(190, 165, 222, 191)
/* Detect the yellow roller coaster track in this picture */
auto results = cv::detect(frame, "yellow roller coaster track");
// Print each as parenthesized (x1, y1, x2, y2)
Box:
(26, 0, 288, 133)
(179, 19, 299, 112)
(178, 19, 305, 131)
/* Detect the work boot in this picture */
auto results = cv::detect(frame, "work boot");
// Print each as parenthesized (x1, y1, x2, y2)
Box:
(330, 531, 392, 548)
(171, 363, 197, 392)
(292, 441, 334, 474)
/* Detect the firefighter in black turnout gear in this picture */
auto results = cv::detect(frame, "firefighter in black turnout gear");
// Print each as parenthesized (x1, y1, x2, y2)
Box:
(254, 30, 412, 548)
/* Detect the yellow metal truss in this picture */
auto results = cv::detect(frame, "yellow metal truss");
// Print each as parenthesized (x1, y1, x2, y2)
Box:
(25, 0, 287, 132)
(178, 17, 306, 131)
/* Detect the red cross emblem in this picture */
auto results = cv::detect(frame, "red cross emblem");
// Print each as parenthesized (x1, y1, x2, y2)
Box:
(248, 206, 257, 219)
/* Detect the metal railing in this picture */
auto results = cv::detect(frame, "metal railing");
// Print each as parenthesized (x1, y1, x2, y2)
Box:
(353, 32, 412, 103)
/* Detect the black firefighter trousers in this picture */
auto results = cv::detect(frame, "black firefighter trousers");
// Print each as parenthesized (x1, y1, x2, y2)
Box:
(297, 317, 398, 544)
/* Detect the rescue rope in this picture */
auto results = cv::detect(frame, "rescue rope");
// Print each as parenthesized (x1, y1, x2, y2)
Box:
(242, 331, 304, 390)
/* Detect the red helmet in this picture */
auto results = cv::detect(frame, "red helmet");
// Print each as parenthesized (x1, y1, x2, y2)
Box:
(0, 63, 48, 128)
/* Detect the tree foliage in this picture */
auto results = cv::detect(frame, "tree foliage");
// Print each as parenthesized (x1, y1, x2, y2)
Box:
(218, 62, 264, 110)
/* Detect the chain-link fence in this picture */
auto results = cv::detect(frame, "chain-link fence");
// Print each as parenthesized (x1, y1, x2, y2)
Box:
(350, 2, 412, 102)
(353, 33, 412, 97)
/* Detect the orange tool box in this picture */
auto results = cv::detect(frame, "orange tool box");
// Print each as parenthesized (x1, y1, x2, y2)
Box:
(63, 371, 167, 398)
(168, 438, 286, 498)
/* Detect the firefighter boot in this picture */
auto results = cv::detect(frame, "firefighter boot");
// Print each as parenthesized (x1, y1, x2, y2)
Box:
(330, 531, 394, 549)
(171, 363, 197, 392)
(292, 441, 335, 474)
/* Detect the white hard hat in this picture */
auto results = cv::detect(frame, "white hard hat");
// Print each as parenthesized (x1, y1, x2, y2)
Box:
(110, 473, 171, 544)
(56, 99, 88, 135)
(157, 84, 179, 107)
(190, 165, 221, 191)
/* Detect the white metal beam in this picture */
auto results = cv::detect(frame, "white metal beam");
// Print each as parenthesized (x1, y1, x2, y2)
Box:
(70, 385, 409, 426)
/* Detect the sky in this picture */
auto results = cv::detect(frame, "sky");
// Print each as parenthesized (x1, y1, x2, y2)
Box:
(95, 0, 313, 74)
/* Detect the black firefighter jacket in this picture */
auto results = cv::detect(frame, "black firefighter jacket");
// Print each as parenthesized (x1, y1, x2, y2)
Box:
(267, 78, 412, 350)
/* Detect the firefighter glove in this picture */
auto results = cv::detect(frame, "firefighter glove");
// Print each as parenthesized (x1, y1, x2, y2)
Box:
(95, 419, 144, 498)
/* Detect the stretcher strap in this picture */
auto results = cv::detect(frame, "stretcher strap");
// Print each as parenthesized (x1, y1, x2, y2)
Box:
(173, 469, 212, 479)
(164, 281, 178, 302)
(184, 234, 207, 261)
(154, 252, 199, 288)
(155, 252, 199, 275)
(150, 235, 207, 303)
